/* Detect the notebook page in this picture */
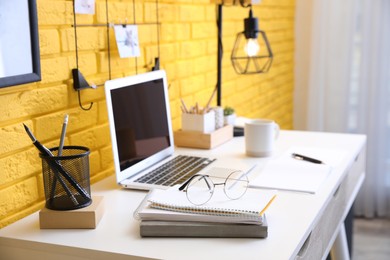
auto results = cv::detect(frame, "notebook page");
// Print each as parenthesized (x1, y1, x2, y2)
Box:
(249, 147, 346, 194)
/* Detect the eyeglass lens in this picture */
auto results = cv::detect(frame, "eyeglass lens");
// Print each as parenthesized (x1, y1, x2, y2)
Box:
(186, 175, 214, 205)
(224, 170, 249, 200)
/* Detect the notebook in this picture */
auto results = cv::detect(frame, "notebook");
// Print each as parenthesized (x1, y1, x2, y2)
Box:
(135, 184, 277, 224)
(139, 216, 268, 238)
(105, 70, 251, 190)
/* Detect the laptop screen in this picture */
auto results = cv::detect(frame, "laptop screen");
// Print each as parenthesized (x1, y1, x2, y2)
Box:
(105, 70, 174, 183)
(111, 78, 171, 171)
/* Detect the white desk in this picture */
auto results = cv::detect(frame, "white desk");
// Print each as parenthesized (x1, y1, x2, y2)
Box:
(0, 130, 366, 260)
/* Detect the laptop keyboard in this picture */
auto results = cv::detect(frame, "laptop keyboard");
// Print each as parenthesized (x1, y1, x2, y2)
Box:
(134, 155, 216, 187)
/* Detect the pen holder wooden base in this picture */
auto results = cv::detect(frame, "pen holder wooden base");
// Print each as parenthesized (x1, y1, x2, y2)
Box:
(174, 124, 233, 149)
(39, 196, 104, 229)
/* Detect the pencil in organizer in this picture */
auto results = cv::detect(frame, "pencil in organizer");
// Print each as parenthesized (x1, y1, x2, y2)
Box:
(58, 114, 68, 156)
(23, 124, 90, 203)
(204, 87, 217, 112)
(49, 115, 69, 201)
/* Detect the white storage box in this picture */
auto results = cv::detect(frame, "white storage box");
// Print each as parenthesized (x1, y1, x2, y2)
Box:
(181, 110, 215, 133)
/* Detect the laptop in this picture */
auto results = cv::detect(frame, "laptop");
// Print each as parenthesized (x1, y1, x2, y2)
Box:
(105, 70, 220, 190)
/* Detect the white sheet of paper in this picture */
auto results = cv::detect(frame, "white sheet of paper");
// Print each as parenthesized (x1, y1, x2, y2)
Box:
(114, 25, 141, 58)
(284, 146, 347, 167)
(250, 147, 347, 194)
(75, 0, 95, 15)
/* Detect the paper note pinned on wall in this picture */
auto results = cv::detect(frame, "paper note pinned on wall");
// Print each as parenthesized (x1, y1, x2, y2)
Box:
(114, 25, 141, 58)
(75, 0, 95, 15)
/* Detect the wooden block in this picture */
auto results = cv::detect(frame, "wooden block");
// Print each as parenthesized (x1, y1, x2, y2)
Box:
(174, 124, 233, 149)
(39, 196, 104, 229)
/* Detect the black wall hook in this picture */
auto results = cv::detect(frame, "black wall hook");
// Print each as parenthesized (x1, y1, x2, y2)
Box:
(72, 68, 94, 111)
(77, 90, 93, 111)
(152, 57, 160, 71)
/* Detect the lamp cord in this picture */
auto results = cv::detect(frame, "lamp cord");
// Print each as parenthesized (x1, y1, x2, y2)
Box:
(216, 4, 223, 106)
(216, 6, 223, 59)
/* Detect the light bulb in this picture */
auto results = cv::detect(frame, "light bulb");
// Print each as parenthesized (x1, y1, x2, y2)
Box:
(244, 39, 260, 57)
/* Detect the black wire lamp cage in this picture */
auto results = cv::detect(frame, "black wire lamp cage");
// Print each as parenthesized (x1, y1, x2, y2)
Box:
(231, 8, 273, 75)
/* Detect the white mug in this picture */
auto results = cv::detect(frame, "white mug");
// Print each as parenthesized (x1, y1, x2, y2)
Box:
(244, 119, 280, 157)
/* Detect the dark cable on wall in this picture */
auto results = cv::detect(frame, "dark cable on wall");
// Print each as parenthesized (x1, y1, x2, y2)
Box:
(132, 0, 138, 75)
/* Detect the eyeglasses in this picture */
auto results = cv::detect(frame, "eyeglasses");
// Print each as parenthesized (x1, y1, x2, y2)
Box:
(178, 171, 249, 205)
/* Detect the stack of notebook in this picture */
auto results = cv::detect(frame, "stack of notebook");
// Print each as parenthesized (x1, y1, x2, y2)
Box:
(134, 186, 277, 238)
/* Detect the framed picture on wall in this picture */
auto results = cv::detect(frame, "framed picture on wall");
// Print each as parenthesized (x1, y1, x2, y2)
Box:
(0, 0, 41, 88)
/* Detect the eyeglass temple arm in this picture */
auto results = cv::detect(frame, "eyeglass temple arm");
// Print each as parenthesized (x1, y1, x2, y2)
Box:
(178, 174, 211, 191)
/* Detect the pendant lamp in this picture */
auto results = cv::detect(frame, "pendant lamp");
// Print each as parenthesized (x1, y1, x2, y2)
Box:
(231, 8, 273, 74)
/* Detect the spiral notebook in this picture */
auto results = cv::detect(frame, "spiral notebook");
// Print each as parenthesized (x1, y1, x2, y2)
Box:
(135, 185, 277, 224)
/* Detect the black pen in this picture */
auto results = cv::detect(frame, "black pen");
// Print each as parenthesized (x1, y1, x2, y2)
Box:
(24, 124, 54, 156)
(292, 153, 324, 164)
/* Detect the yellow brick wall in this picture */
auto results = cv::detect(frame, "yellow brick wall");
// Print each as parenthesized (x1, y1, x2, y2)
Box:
(0, 0, 295, 228)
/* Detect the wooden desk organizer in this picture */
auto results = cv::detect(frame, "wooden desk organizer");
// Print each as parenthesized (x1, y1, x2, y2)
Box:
(174, 124, 233, 149)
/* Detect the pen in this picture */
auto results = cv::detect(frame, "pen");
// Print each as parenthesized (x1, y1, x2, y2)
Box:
(58, 114, 69, 156)
(23, 123, 53, 156)
(292, 153, 324, 164)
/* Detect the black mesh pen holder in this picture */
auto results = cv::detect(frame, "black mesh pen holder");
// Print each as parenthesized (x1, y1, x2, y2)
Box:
(40, 146, 92, 210)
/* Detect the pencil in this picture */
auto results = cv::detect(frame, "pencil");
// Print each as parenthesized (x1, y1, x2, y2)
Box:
(58, 114, 69, 156)
(204, 87, 217, 112)
(180, 98, 189, 113)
